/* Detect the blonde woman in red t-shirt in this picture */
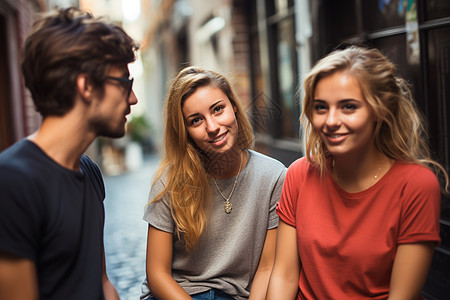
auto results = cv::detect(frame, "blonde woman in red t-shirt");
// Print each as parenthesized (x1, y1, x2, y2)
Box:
(266, 46, 449, 299)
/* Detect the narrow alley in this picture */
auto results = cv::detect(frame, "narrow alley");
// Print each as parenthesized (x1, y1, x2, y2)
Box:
(103, 154, 161, 300)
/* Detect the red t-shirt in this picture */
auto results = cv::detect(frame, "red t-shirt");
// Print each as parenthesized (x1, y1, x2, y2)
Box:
(277, 157, 441, 299)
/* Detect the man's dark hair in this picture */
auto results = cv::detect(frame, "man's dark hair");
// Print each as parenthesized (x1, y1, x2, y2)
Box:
(21, 7, 139, 117)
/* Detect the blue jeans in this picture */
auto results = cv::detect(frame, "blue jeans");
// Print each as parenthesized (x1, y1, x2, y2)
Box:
(191, 289, 235, 300)
(148, 289, 235, 300)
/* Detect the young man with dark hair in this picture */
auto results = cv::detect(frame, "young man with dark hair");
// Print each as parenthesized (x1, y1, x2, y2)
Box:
(0, 7, 139, 299)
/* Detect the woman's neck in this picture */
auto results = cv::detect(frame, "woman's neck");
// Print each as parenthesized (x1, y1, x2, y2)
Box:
(331, 149, 394, 193)
(207, 149, 246, 179)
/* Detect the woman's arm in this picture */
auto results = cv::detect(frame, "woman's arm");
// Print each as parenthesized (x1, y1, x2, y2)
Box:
(249, 228, 277, 300)
(0, 252, 38, 300)
(102, 245, 120, 300)
(146, 225, 192, 300)
(266, 220, 300, 300)
(388, 242, 435, 300)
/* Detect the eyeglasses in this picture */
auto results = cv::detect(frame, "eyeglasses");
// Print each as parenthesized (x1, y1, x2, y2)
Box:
(105, 76, 134, 99)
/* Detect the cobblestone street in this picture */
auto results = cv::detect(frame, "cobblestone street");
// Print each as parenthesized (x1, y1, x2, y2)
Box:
(103, 154, 161, 300)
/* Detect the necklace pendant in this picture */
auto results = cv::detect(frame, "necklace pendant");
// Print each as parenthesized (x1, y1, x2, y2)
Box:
(224, 200, 232, 214)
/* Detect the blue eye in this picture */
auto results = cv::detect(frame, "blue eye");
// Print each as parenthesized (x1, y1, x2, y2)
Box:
(214, 105, 224, 113)
(191, 117, 201, 125)
(313, 103, 327, 112)
(342, 104, 357, 111)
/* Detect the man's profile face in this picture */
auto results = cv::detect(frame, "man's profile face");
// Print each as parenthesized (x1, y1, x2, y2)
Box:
(89, 64, 138, 138)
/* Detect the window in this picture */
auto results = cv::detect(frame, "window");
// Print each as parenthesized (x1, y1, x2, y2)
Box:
(276, 17, 298, 138)
(364, 0, 406, 31)
(424, 0, 450, 21)
(425, 26, 450, 223)
(267, 0, 299, 139)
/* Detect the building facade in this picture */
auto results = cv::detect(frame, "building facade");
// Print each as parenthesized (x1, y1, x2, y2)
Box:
(0, 0, 78, 151)
(0, 0, 41, 151)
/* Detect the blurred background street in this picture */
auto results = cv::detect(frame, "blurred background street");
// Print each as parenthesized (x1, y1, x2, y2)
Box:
(103, 154, 160, 300)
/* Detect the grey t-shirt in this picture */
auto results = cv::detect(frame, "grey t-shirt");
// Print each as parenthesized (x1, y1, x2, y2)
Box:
(141, 150, 286, 299)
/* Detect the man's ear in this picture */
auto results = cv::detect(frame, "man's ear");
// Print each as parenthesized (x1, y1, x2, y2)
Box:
(76, 74, 93, 101)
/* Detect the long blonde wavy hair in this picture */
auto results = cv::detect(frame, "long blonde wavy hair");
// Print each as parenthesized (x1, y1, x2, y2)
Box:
(301, 46, 449, 192)
(150, 66, 254, 251)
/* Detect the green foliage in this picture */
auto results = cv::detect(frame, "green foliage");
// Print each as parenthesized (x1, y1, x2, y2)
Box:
(127, 114, 151, 143)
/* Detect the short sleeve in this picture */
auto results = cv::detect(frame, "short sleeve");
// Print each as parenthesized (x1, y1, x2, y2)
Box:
(143, 177, 175, 234)
(276, 158, 305, 227)
(268, 167, 287, 229)
(0, 167, 40, 261)
(398, 166, 441, 245)
(80, 154, 105, 201)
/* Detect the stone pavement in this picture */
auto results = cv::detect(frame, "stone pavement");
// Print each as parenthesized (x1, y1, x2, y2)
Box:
(103, 154, 161, 300)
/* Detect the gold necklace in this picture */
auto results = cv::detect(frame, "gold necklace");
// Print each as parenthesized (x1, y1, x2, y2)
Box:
(332, 157, 384, 189)
(368, 159, 384, 187)
(213, 152, 243, 214)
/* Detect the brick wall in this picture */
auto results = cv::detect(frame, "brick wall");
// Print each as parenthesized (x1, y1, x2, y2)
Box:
(230, 0, 252, 109)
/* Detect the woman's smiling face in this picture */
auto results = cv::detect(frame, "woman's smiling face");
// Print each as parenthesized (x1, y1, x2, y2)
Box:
(182, 86, 239, 156)
(312, 71, 377, 158)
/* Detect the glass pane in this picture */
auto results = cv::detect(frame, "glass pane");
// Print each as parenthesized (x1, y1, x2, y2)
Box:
(250, 30, 269, 134)
(371, 33, 421, 102)
(425, 0, 450, 21)
(277, 17, 299, 138)
(275, 0, 293, 13)
(426, 26, 450, 222)
(275, 0, 288, 12)
(323, 0, 360, 38)
(248, 0, 270, 135)
(364, 0, 406, 31)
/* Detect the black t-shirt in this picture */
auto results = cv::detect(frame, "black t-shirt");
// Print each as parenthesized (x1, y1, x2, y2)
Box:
(0, 139, 106, 300)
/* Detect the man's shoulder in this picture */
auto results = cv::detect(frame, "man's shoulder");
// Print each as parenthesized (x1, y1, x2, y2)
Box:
(0, 140, 37, 175)
(80, 154, 103, 179)
(80, 154, 105, 197)
(0, 139, 28, 158)
(0, 141, 44, 209)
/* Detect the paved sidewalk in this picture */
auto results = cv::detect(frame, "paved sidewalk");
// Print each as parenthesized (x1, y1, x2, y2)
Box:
(103, 154, 161, 300)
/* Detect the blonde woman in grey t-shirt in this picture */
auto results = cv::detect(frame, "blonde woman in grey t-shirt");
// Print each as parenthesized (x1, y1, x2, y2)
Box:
(141, 67, 286, 300)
